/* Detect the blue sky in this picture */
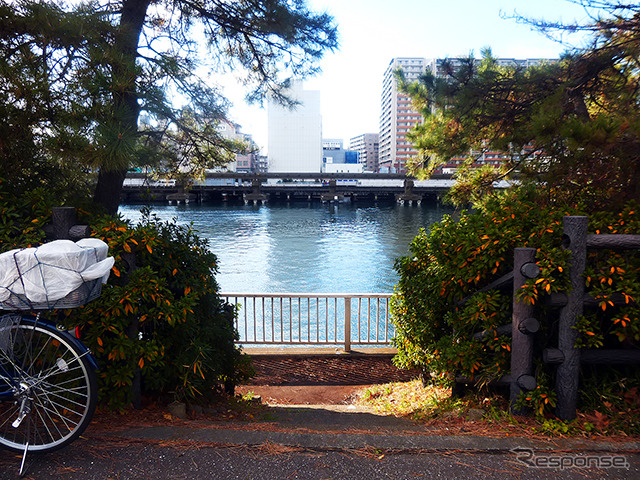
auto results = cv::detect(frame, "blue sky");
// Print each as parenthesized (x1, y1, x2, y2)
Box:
(224, 0, 596, 153)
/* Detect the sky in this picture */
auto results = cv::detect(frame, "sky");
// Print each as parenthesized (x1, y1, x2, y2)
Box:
(222, 0, 596, 154)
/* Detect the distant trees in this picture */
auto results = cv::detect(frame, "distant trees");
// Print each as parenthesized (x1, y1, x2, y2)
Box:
(1, 0, 338, 214)
(398, 1, 640, 210)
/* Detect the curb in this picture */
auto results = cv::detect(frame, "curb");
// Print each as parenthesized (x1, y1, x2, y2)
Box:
(112, 425, 640, 453)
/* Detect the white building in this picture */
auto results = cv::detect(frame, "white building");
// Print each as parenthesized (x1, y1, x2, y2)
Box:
(267, 81, 322, 173)
(323, 162, 364, 174)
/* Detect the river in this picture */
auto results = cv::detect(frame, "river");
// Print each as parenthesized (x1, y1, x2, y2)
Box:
(118, 200, 455, 294)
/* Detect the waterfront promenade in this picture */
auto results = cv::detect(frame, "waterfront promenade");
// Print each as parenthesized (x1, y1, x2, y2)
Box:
(3, 353, 638, 479)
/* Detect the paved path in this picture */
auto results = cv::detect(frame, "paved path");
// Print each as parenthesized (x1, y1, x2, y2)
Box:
(2, 404, 638, 479)
(2, 354, 638, 479)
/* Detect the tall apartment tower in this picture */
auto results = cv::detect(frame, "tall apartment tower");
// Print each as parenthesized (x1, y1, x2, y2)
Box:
(349, 133, 379, 172)
(380, 57, 551, 174)
(379, 57, 427, 174)
(267, 80, 322, 173)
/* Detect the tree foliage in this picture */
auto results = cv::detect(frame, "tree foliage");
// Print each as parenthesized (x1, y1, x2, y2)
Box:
(0, 0, 112, 199)
(392, 1, 640, 423)
(398, 1, 640, 210)
(0, 0, 338, 214)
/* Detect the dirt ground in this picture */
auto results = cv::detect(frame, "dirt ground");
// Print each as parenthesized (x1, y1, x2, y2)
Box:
(235, 353, 418, 405)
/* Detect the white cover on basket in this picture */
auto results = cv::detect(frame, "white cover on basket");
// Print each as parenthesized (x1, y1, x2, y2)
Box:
(0, 239, 115, 304)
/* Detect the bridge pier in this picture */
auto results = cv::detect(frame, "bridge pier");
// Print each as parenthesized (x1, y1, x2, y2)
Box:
(243, 178, 268, 205)
(395, 179, 422, 205)
(167, 192, 197, 205)
(320, 179, 345, 203)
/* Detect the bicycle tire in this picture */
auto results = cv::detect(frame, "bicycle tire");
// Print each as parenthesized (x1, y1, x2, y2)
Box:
(0, 316, 97, 452)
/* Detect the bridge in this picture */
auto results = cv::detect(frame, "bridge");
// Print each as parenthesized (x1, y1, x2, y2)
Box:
(122, 172, 479, 204)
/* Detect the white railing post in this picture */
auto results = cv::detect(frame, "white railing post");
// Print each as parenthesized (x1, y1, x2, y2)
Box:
(344, 297, 352, 352)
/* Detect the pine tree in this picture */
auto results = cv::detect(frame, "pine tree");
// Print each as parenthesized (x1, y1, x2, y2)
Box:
(399, 2, 640, 210)
(1, 0, 338, 214)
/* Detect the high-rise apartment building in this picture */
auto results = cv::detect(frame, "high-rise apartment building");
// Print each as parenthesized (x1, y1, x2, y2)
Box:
(349, 133, 379, 172)
(379, 57, 427, 174)
(379, 57, 550, 174)
(267, 80, 322, 173)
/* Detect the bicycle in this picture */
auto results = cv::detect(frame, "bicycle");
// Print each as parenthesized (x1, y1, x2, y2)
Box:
(0, 238, 113, 474)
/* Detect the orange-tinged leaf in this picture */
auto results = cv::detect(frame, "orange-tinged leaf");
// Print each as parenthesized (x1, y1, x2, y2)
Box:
(139, 358, 144, 369)
(184, 287, 191, 296)
(97, 337, 103, 346)
(172, 268, 178, 276)
(112, 267, 121, 277)
(123, 243, 131, 253)
(147, 244, 153, 254)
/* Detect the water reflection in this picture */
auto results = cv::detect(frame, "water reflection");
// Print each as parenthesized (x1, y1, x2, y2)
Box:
(118, 200, 454, 293)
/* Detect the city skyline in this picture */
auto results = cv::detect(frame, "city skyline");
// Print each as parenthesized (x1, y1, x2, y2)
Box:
(220, 0, 595, 155)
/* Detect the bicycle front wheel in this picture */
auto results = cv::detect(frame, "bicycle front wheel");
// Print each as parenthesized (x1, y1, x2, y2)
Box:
(0, 316, 97, 452)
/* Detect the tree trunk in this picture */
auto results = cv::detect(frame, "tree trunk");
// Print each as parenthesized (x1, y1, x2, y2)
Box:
(94, 169, 128, 216)
(92, 0, 151, 215)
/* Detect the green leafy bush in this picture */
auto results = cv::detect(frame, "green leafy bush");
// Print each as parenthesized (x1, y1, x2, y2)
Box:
(0, 182, 250, 411)
(392, 190, 639, 419)
(64, 209, 251, 410)
(0, 178, 52, 251)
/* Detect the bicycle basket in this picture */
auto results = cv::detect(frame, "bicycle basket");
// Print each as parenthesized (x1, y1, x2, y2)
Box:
(0, 239, 114, 311)
(0, 278, 103, 310)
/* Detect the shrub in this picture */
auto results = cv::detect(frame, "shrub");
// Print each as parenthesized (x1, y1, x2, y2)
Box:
(0, 182, 251, 411)
(0, 178, 52, 251)
(391, 189, 639, 419)
(63, 208, 251, 410)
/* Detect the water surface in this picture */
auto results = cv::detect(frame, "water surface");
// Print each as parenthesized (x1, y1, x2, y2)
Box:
(119, 201, 454, 293)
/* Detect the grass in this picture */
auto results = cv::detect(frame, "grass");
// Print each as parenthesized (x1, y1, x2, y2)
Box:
(354, 379, 510, 421)
(353, 379, 640, 439)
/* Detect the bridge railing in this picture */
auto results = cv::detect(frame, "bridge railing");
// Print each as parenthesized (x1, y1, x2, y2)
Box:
(220, 293, 394, 351)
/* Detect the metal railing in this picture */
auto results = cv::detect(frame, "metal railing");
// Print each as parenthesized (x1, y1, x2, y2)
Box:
(221, 293, 394, 351)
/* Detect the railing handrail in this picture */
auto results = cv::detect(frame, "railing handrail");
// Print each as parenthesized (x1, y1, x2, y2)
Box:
(221, 292, 392, 299)
(221, 292, 394, 351)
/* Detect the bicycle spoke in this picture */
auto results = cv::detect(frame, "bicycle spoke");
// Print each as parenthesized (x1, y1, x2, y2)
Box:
(0, 320, 96, 452)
